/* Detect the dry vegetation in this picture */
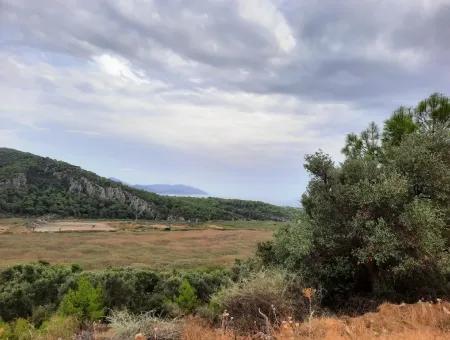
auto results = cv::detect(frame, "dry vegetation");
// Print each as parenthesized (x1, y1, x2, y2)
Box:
(181, 301, 450, 339)
(0, 218, 278, 270)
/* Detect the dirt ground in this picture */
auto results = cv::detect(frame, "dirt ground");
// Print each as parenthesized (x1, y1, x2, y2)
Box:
(34, 221, 116, 232)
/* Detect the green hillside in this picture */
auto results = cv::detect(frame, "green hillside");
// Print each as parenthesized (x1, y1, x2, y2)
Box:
(0, 148, 295, 221)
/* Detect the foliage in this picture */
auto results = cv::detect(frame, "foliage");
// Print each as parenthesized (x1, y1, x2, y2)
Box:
(0, 263, 230, 324)
(0, 320, 13, 339)
(59, 276, 104, 322)
(10, 318, 35, 340)
(262, 93, 450, 305)
(0, 262, 79, 322)
(175, 279, 199, 313)
(37, 315, 79, 340)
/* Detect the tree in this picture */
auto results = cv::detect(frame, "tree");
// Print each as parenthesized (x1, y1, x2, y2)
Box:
(59, 276, 104, 322)
(415, 93, 450, 132)
(175, 279, 198, 313)
(382, 107, 418, 146)
(342, 122, 381, 159)
(264, 94, 450, 304)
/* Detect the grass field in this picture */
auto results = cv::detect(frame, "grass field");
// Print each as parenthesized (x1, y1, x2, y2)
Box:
(0, 218, 282, 270)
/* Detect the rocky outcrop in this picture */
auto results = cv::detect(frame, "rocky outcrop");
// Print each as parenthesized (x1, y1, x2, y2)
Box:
(66, 175, 156, 217)
(0, 173, 27, 191)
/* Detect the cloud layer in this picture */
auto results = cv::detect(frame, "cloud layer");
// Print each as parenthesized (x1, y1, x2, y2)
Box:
(1, 0, 449, 204)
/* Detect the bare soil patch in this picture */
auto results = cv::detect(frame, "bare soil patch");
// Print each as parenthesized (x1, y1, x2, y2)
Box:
(35, 221, 116, 232)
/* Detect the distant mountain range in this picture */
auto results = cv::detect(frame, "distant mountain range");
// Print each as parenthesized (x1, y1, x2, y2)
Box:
(109, 178, 207, 196)
(133, 184, 207, 196)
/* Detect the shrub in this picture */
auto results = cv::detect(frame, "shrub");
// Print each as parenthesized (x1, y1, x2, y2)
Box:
(107, 310, 182, 340)
(209, 270, 295, 333)
(30, 304, 53, 327)
(0, 263, 77, 321)
(181, 269, 230, 303)
(175, 279, 198, 313)
(0, 264, 230, 324)
(12, 318, 35, 340)
(36, 315, 79, 340)
(0, 321, 13, 339)
(59, 276, 104, 322)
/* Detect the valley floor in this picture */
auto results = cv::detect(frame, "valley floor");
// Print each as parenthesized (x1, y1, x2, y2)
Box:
(0, 218, 280, 269)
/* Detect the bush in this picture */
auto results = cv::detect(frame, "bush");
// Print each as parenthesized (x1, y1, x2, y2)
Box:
(11, 318, 35, 340)
(107, 310, 182, 340)
(209, 270, 296, 333)
(36, 315, 79, 340)
(0, 321, 13, 339)
(0, 263, 77, 322)
(175, 279, 198, 313)
(0, 264, 230, 324)
(59, 276, 104, 322)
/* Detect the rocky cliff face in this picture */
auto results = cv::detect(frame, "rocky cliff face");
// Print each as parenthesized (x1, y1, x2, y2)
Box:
(66, 175, 157, 217)
(0, 173, 27, 190)
(1, 168, 157, 218)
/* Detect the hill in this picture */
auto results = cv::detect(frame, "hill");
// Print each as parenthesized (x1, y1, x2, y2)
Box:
(0, 148, 295, 221)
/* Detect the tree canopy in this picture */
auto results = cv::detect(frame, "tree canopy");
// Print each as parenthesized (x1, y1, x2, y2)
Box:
(261, 93, 450, 305)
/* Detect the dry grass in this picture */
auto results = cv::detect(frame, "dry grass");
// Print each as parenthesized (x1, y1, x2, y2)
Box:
(182, 301, 450, 339)
(107, 310, 182, 340)
(0, 218, 275, 270)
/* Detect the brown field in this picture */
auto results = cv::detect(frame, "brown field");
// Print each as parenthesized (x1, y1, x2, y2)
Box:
(0, 218, 278, 270)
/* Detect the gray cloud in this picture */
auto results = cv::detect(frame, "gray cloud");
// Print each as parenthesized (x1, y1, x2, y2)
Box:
(2, 0, 448, 101)
(0, 0, 449, 203)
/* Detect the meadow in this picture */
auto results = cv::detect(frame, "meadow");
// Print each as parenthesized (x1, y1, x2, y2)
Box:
(0, 218, 280, 270)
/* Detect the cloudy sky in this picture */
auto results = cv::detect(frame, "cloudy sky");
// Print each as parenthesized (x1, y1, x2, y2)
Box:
(1, 0, 449, 205)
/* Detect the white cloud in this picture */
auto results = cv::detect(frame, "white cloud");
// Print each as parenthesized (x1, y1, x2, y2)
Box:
(0, 52, 357, 165)
(237, 0, 296, 53)
(93, 54, 149, 84)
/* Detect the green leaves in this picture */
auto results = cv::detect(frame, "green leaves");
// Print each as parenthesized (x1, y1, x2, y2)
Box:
(265, 93, 450, 303)
(382, 107, 417, 146)
(175, 279, 198, 313)
(59, 276, 104, 322)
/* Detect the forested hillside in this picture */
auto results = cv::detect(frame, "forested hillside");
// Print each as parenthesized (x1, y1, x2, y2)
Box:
(0, 148, 294, 221)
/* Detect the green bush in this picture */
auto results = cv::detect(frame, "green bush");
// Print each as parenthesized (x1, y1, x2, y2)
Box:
(12, 318, 35, 340)
(0, 263, 78, 322)
(175, 279, 198, 313)
(59, 276, 104, 322)
(0, 321, 13, 339)
(0, 264, 230, 323)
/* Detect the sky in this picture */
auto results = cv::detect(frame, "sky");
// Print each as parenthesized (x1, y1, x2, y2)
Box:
(1, 0, 449, 206)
